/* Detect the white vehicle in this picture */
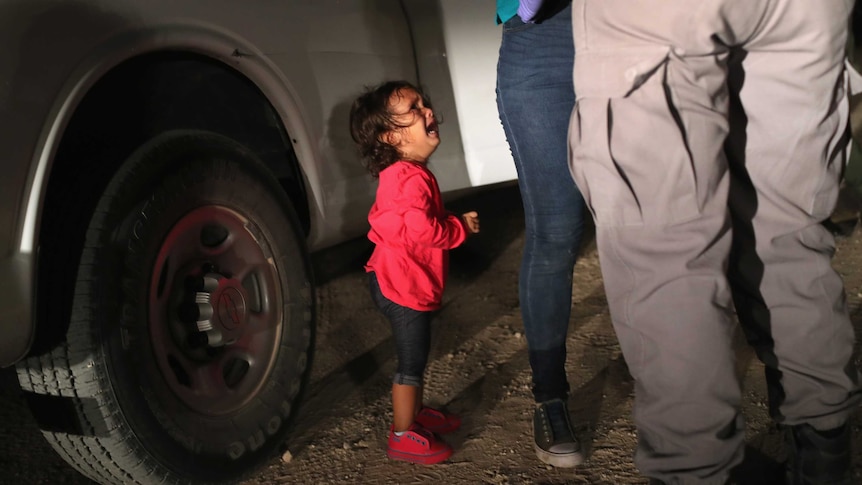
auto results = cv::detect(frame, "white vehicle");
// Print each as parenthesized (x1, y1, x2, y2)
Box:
(0, 2, 514, 483)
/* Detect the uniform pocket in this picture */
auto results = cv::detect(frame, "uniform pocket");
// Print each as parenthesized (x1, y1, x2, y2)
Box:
(809, 63, 852, 221)
(570, 46, 706, 227)
(575, 47, 671, 100)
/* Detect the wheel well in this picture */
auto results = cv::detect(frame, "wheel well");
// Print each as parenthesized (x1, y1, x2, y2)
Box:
(32, 52, 310, 353)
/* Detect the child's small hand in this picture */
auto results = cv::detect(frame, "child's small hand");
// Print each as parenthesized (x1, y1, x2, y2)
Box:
(462, 211, 480, 234)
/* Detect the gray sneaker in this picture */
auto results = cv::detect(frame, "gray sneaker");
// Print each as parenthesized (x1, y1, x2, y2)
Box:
(533, 398, 584, 467)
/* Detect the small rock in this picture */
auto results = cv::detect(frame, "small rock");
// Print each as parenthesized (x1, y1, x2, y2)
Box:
(281, 450, 293, 463)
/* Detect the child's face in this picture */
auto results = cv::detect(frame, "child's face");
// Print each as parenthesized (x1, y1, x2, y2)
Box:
(386, 88, 439, 163)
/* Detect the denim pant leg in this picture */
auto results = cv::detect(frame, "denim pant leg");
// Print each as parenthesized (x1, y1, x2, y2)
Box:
(369, 273, 431, 387)
(496, 4, 586, 403)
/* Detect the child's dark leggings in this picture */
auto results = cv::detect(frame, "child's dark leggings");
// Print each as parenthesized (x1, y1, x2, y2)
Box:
(368, 272, 431, 387)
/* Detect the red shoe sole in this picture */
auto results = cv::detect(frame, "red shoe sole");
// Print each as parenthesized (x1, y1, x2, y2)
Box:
(387, 446, 453, 465)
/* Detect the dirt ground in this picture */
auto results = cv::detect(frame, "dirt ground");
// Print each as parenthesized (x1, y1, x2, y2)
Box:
(243, 183, 862, 485)
(2, 182, 862, 484)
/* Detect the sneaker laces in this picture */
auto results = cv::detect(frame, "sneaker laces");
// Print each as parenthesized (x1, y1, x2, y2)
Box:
(545, 400, 575, 443)
(409, 423, 435, 441)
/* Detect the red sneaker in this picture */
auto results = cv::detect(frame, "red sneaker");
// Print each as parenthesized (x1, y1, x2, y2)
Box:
(387, 423, 453, 464)
(414, 406, 462, 434)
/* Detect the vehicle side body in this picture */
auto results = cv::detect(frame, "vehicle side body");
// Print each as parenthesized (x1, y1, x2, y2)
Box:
(0, 0, 514, 367)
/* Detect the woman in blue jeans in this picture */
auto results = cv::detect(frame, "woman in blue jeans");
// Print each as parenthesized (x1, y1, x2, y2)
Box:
(495, 0, 586, 468)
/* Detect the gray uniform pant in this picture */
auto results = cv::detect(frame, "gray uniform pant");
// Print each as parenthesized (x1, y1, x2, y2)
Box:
(568, 1, 860, 483)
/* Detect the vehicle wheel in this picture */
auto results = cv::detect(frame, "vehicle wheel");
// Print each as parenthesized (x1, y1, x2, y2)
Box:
(17, 130, 315, 484)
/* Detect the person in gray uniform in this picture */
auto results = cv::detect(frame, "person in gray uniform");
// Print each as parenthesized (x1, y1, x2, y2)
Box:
(567, 1, 860, 484)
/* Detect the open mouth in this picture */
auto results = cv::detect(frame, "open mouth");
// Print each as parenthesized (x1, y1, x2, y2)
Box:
(427, 121, 439, 136)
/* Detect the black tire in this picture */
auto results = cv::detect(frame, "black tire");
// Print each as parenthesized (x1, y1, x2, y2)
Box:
(16, 130, 315, 484)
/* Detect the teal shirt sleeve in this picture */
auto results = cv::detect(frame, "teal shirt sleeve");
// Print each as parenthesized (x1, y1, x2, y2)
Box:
(496, 0, 519, 24)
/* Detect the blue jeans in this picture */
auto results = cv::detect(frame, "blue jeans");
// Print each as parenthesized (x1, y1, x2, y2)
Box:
(368, 272, 431, 387)
(496, 3, 586, 403)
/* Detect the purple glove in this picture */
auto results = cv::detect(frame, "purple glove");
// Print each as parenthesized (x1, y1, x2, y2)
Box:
(517, 0, 544, 23)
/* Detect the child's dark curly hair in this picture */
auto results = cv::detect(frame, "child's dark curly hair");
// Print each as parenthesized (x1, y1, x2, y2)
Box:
(349, 80, 436, 178)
